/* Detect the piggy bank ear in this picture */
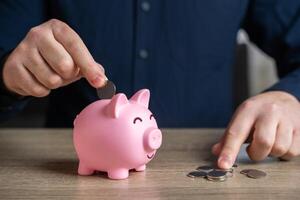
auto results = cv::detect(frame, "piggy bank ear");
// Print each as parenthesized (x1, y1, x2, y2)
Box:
(130, 89, 150, 108)
(106, 93, 128, 118)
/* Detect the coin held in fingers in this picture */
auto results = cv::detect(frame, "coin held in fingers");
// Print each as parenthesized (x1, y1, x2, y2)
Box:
(96, 80, 116, 99)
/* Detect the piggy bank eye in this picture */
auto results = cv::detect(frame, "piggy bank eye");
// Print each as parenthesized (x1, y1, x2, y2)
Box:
(133, 117, 143, 124)
(150, 114, 154, 120)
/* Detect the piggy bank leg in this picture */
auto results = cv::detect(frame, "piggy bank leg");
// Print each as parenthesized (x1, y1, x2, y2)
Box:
(135, 164, 146, 172)
(78, 162, 94, 175)
(107, 169, 129, 180)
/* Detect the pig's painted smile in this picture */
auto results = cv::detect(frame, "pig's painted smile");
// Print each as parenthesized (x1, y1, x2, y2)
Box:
(147, 153, 155, 159)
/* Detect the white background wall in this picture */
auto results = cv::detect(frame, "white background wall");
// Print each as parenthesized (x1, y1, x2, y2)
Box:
(238, 30, 278, 96)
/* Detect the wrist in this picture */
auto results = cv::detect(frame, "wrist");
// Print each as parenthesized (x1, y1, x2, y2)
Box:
(0, 52, 24, 99)
(263, 91, 298, 102)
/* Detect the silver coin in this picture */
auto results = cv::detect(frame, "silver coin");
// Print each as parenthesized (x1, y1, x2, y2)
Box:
(215, 168, 234, 173)
(96, 80, 116, 99)
(206, 176, 227, 182)
(246, 169, 267, 179)
(187, 171, 207, 178)
(207, 170, 227, 177)
(196, 165, 214, 172)
(206, 170, 227, 182)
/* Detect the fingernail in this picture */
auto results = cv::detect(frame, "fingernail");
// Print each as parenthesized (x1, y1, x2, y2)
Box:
(103, 75, 108, 81)
(218, 155, 232, 169)
(91, 76, 105, 87)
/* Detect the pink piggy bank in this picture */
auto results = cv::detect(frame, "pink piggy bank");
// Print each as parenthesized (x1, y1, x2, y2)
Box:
(73, 89, 162, 180)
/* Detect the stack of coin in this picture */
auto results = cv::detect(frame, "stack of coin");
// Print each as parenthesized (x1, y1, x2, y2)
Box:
(187, 164, 237, 182)
(240, 169, 267, 179)
(187, 164, 267, 181)
(206, 170, 227, 182)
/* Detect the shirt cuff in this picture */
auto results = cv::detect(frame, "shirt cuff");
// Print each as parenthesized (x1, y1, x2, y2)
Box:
(0, 51, 31, 120)
(266, 68, 300, 101)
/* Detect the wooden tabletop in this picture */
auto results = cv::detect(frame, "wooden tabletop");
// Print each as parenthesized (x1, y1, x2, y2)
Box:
(0, 129, 299, 200)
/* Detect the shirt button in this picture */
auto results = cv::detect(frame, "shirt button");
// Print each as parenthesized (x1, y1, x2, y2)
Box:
(141, 1, 151, 12)
(139, 49, 149, 59)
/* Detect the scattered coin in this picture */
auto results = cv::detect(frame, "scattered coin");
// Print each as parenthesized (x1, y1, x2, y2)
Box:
(246, 169, 267, 179)
(96, 80, 116, 99)
(188, 164, 267, 182)
(187, 171, 207, 178)
(240, 169, 251, 175)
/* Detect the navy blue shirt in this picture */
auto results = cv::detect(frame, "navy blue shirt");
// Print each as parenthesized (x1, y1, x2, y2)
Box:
(1, 0, 300, 127)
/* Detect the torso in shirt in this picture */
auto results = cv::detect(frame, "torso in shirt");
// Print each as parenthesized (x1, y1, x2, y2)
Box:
(45, 0, 249, 128)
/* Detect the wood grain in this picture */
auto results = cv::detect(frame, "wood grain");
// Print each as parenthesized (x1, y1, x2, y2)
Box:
(0, 129, 299, 200)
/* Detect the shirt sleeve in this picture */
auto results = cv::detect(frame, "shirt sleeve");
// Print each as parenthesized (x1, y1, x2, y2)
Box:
(243, 0, 300, 99)
(0, 0, 47, 122)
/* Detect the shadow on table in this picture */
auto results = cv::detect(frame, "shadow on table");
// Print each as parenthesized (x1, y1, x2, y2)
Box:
(38, 158, 110, 179)
(38, 158, 78, 176)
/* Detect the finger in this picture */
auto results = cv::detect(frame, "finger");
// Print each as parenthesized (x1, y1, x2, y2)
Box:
(60, 72, 82, 87)
(211, 132, 226, 156)
(217, 102, 257, 169)
(7, 84, 27, 97)
(280, 130, 300, 160)
(212, 142, 222, 156)
(269, 122, 293, 157)
(51, 21, 106, 87)
(18, 64, 50, 97)
(37, 32, 78, 80)
(212, 127, 255, 156)
(246, 114, 278, 161)
(23, 47, 64, 90)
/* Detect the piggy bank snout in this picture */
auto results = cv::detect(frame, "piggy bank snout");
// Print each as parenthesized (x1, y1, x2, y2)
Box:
(144, 128, 162, 151)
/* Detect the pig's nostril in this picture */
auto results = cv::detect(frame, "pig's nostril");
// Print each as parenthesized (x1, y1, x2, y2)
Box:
(144, 128, 162, 151)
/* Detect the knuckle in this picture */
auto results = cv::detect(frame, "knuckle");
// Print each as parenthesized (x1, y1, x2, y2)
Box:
(66, 39, 80, 52)
(247, 151, 256, 161)
(287, 149, 299, 158)
(272, 144, 288, 155)
(31, 86, 49, 97)
(26, 52, 41, 66)
(51, 19, 69, 34)
(48, 18, 63, 26)
(17, 42, 29, 53)
(248, 152, 263, 162)
(49, 19, 70, 32)
(55, 59, 75, 78)
(4, 57, 18, 69)
(226, 129, 240, 138)
(240, 99, 255, 111)
(46, 76, 62, 89)
(265, 103, 279, 113)
(60, 58, 74, 70)
(27, 27, 44, 42)
(256, 135, 273, 149)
